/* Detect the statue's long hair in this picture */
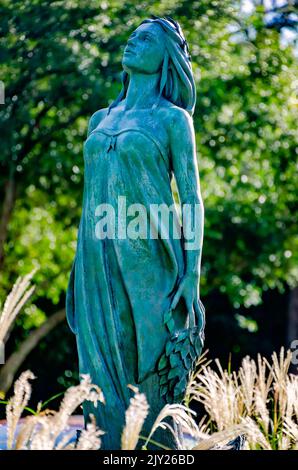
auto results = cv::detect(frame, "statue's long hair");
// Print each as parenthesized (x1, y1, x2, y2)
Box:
(107, 16, 196, 116)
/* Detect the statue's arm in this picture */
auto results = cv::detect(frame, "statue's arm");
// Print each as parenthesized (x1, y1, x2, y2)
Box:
(168, 108, 204, 279)
(167, 108, 204, 323)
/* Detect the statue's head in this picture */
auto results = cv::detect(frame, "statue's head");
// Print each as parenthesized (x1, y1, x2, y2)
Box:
(122, 22, 166, 74)
(108, 16, 196, 116)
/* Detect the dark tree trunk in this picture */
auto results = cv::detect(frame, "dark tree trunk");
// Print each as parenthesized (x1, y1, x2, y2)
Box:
(0, 177, 16, 270)
(288, 287, 298, 344)
(0, 309, 66, 395)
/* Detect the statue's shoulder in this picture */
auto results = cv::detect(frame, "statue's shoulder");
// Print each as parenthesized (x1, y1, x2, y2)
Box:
(88, 107, 109, 134)
(158, 100, 193, 133)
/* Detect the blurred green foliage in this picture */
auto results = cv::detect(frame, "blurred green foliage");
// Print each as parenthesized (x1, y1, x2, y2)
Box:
(0, 0, 297, 394)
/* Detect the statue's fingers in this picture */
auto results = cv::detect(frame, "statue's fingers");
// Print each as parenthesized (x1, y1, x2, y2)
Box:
(182, 295, 195, 328)
(170, 286, 183, 310)
(188, 304, 196, 328)
(194, 297, 205, 330)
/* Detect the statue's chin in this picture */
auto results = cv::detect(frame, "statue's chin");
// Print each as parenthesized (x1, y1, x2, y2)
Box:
(122, 53, 141, 71)
(122, 62, 138, 74)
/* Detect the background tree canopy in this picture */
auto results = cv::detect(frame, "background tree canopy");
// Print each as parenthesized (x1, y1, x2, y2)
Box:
(0, 0, 297, 402)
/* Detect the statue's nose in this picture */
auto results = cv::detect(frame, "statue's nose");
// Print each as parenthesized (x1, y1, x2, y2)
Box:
(127, 38, 136, 49)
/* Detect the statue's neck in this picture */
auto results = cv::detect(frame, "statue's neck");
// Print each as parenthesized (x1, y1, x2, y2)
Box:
(124, 72, 160, 111)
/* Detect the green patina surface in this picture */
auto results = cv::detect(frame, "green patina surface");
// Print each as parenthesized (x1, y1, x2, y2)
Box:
(66, 17, 205, 449)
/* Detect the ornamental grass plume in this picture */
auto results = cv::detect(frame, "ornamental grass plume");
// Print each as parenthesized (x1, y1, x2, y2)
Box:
(75, 416, 104, 450)
(6, 370, 36, 449)
(120, 382, 246, 451)
(27, 374, 104, 450)
(143, 402, 199, 449)
(121, 385, 149, 450)
(0, 270, 36, 344)
(5, 372, 105, 450)
(186, 347, 298, 450)
(5, 350, 295, 451)
(4, 369, 246, 451)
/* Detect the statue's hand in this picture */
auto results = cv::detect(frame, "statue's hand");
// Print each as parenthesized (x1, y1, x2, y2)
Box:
(169, 273, 201, 328)
(159, 275, 205, 403)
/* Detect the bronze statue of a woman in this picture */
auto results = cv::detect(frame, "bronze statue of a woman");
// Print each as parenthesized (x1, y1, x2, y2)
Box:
(66, 16, 205, 449)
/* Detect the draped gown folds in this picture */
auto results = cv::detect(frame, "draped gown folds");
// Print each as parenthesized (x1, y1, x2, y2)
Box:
(66, 116, 204, 449)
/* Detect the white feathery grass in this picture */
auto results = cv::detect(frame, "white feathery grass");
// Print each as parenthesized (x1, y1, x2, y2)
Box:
(143, 403, 199, 450)
(270, 348, 292, 419)
(256, 354, 273, 403)
(6, 372, 105, 450)
(6, 370, 36, 449)
(283, 418, 298, 450)
(0, 270, 36, 343)
(187, 360, 241, 431)
(238, 356, 256, 415)
(70, 416, 104, 450)
(14, 414, 38, 450)
(28, 374, 104, 450)
(121, 385, 149, 450)
(243, 416, 272, 450)
(187, 348, 298, 450)
(184, 349, 211, 407)
(254, 387, 270, 434)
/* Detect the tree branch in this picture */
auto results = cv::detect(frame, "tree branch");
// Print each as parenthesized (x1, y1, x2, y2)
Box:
(0, 308, 66, 394)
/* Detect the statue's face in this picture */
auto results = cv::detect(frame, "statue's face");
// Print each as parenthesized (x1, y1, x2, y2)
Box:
(122, 23, 166, 74)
